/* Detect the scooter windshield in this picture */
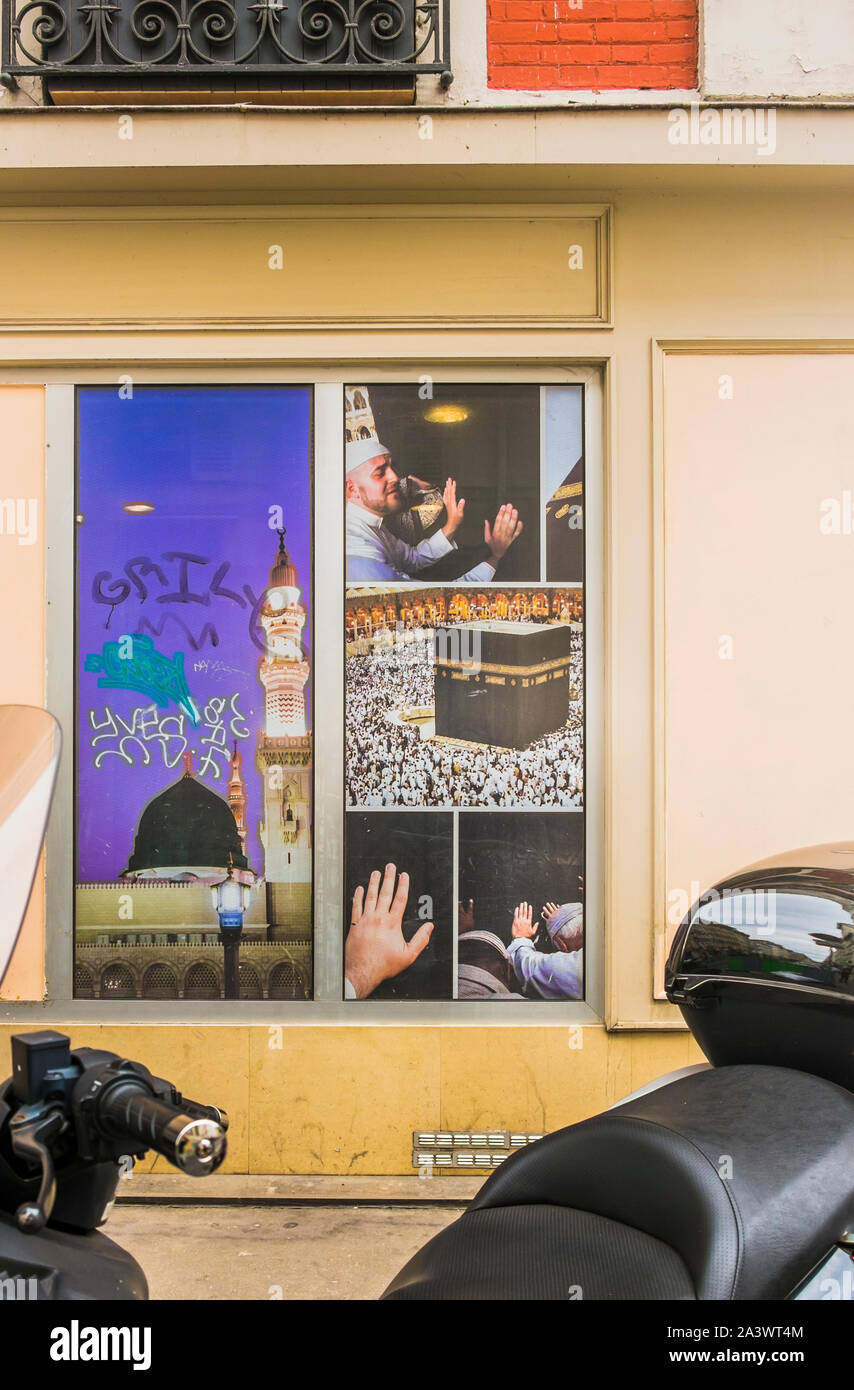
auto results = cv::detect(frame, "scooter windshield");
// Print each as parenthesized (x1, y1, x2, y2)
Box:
(0, 706, 61, 989)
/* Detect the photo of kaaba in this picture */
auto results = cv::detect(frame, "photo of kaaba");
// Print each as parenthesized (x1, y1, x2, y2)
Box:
(345, 585, 584, 810)
(434, 620, 572, 750)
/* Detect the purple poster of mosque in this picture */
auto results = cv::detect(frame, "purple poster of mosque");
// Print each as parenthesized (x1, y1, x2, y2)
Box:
(75, 386, 314, 1002)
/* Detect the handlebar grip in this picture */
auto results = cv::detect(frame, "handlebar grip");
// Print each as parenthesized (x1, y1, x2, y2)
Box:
(179, 1097, 229, 1133)
(97, 1083, 227, 1176)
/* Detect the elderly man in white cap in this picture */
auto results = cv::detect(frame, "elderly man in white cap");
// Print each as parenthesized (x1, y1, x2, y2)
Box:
(507, 900, 583, 1000)
(345, 437, 523, 582)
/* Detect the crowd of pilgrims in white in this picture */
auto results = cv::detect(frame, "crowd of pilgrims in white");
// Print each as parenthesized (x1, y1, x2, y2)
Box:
(346, 626, 584, 809)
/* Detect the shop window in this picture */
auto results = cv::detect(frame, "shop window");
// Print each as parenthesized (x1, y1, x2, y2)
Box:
(62, 375, 598, 1015)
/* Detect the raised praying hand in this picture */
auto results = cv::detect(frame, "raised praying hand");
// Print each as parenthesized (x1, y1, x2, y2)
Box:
(345, 863, 433, 1000)
(511, 902, 539, 940)
(441, 478, 466, 538)
(485, 505, 523, 560)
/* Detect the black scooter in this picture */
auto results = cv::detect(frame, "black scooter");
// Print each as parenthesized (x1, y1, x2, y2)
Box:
(0, 1030, 228, 1300)
(0, 705, 228, 1300)
(383, 843, 854, 1300)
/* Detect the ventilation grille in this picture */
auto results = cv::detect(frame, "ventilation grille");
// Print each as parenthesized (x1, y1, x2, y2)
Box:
(412, 1130, 545, 1172)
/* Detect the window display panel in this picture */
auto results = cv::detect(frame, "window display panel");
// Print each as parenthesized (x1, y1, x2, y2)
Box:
(75, 386, 313, 1002)
(345, 585, 583, 810)
(343, 383, 586, 1003)
(458, 812, 584, 1001)
(344, 812, 453, 1001)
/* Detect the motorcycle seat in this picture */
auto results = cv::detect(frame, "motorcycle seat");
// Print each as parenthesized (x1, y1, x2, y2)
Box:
(383, 1064, 854, 1301)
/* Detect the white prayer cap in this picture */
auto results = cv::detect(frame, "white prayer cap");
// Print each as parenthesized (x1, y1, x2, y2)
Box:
(346, 437, 391, 475)
(546, 902, 584, 948)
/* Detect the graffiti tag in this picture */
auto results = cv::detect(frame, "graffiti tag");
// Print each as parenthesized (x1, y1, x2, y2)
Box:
(84, 633, 200, 725)
(92, 552, 268, 653)
(88, 692, 250, 775)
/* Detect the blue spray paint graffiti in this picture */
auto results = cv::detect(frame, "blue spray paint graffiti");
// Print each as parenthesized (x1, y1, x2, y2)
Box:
(84, 633, 200, 725)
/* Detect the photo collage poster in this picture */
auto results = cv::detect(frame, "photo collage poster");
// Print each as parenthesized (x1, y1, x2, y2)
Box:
(344, 383, 586, 1002)
(75, 386, 313, 1001)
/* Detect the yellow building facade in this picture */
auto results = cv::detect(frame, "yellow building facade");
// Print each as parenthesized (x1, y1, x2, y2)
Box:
(2, 100, 854, 1173)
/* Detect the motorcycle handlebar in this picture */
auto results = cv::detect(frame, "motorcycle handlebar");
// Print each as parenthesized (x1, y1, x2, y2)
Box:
(96, 1082, 228, 1177)
(175, 1097, 230, 1133)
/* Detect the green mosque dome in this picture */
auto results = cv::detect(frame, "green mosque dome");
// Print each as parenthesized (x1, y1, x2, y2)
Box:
(123, 766, 248, 877)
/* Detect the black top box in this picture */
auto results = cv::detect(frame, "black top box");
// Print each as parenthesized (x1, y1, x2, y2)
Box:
(666, 841, 854, 1092)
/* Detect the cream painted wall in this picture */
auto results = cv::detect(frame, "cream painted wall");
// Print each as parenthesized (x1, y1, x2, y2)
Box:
(704, 0, 854, 100)
(663, 352, 854, 936)
(0, 208, 607, 327)
(604, 183, 854, 1021)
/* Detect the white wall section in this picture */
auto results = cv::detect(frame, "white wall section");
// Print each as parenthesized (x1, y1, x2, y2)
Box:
(704, 0, 854, 100)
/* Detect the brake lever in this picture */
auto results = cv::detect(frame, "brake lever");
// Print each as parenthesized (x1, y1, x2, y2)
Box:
(9, 1106, 65, 1232)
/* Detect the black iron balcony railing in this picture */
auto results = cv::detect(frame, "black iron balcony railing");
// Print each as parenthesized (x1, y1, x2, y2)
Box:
(1, 0, 451, 90)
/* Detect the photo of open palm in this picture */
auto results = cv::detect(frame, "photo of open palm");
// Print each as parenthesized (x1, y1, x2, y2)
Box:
(345, 862, 434, 1000)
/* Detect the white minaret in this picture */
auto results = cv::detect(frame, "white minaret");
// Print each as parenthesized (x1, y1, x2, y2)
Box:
(255, 529, 312, 913)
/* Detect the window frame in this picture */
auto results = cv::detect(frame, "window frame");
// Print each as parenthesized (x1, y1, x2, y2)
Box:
(9, 365, 604, 1023)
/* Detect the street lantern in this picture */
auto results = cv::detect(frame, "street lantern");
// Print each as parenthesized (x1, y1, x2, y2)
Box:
(211, 854, 250, 1000)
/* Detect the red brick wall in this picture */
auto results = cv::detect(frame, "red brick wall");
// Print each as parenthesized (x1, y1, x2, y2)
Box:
(487, 0, 699, 92)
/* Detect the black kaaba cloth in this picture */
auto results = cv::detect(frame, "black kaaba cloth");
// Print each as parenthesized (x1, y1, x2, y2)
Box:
(434, 621, 572, 750)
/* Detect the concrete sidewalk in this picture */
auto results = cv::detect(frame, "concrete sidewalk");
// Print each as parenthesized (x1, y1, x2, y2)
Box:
(107, 1201, 465, 1300)
(116, 1172, 485, 1205)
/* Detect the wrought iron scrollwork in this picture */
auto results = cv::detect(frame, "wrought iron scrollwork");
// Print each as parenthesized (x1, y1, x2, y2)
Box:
(2, 0, 450, 78)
